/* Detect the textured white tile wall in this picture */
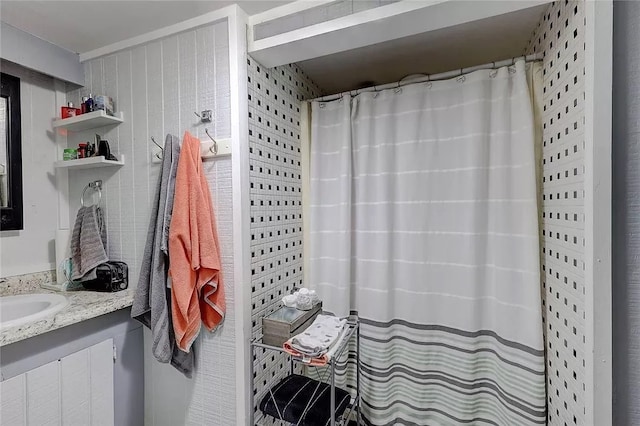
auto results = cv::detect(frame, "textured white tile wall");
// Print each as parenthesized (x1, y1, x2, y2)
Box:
(0, 61, 61, 277)
(66, 20, 237, 426)
(527, 2, 586, 425)
(247, 57, 320, 425)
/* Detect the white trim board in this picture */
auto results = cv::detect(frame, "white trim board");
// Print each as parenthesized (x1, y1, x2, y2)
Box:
(228, 6, 252, 426)
(584, 0, 613, 424)
(54, 80, 70, 230)
(248, 0, 334, 26)
(79, 5, 235, 62)
(248, 0, 553, 68)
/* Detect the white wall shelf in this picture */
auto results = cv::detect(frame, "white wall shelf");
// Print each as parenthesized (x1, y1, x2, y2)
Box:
(54, 155, 125, 170)
(53, 110, 123, 132)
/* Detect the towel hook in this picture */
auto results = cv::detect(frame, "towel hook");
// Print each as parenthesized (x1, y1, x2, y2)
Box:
(151, 136, 163, 160)
(205, 128, 218, 156)
(195, 110, 213, 123)
(81, 180, 102, 207)
(151, 136, 163, 150)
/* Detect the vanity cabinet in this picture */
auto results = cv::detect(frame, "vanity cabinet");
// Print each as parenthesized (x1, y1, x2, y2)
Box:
(0, 339, 114, 426)
(0, 308, 143, 426)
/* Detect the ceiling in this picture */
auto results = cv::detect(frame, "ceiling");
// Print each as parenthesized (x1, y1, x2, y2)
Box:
(297, 3, 548, 95)
(0, 0, 292, 54)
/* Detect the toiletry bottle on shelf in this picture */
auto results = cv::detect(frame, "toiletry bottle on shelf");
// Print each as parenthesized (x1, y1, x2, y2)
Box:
(94, 95, 114, 116)
(85, 94, 94, 113)
(78, 143, 87, 159)
(81, 96, 89, 114)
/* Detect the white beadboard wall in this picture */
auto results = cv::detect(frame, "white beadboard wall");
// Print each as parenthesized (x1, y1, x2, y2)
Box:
(66, 19, 237, 425)
(0, 61, 61, 277)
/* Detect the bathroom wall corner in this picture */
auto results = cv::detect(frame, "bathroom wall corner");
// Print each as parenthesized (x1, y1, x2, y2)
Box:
(228, 5, 252, 425)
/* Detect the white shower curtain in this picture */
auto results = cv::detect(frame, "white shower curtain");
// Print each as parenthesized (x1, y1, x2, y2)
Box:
(309, 60, 545, 425)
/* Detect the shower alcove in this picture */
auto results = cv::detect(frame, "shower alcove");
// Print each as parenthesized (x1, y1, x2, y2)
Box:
(242, 1, 612, 425)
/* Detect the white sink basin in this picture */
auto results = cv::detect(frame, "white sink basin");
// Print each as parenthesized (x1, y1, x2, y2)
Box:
(0, 293, 68, 330)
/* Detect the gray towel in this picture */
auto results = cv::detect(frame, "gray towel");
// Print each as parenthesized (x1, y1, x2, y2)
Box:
(70, 205, 108, 281)
(131, 134, 194, 377)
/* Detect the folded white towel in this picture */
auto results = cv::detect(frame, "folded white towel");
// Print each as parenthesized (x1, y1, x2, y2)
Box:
(281, 287, 322, 310)
(290, 315, 346, 357)
(282, 294, 297, 307)
(296, 293, 313, 310)
(323, 325, 350, 362)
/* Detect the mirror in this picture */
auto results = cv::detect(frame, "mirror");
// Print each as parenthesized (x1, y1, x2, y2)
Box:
(0, 72, 23, 231)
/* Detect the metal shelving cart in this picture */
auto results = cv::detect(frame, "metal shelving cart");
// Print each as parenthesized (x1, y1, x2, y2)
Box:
(250, 319, 361, 426)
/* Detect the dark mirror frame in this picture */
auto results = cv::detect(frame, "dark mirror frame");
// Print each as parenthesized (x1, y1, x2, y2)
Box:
(0, 72, 23, 231)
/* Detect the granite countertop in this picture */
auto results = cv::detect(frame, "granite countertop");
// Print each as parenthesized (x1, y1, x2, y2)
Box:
(0, 271, 135, 347)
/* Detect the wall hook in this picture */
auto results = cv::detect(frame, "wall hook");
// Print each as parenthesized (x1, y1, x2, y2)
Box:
(151, 136, 163, 150)
(195, 110, 213, 123)
(205, 128, 218, 155)
(151, 136, 163, 160)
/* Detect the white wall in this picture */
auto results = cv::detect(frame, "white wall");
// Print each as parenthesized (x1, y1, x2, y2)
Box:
(66, 19, 237, 425)
(0, 60, 62, 278)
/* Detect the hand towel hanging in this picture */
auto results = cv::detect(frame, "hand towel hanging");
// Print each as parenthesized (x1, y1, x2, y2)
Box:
(169, 131, 225, 353)
(131, 134, 194, 377)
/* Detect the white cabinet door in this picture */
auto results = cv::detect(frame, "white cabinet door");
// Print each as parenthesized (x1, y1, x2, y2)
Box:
(0, 338, 114, 426)
(60, 347, 91, 425)
(26, 360, 60, 426)
(89, 339, 115, 426)
(0, 373, 26, 426)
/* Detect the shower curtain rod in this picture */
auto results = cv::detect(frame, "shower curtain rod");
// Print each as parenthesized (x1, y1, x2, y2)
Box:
(310, 53, 543, 103)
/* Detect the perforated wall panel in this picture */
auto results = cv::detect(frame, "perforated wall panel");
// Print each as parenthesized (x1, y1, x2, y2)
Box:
(247, 57, 321, 425)
(527, 1, 586, 425)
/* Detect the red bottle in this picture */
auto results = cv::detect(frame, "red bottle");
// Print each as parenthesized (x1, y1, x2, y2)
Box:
(78, 143, 87, 159)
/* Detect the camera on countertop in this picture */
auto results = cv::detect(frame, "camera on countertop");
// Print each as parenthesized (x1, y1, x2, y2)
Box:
(81, 261, 128, 292)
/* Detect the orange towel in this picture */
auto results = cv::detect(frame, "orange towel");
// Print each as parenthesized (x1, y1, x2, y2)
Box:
(169, 131, 225, 352)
